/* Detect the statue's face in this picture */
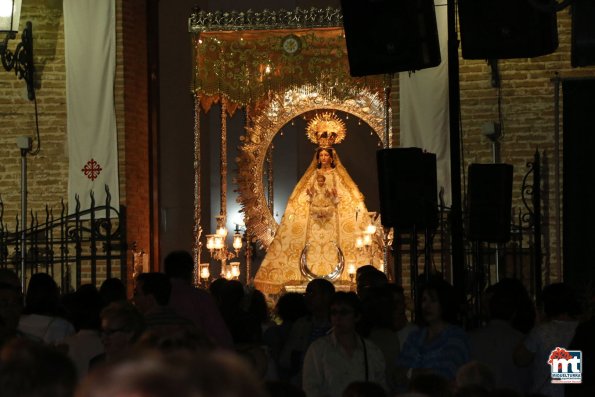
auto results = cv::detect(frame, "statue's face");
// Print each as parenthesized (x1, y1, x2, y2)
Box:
(319, 150, 331, 166)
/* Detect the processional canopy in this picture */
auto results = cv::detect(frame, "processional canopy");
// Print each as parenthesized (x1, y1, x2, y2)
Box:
(189, 7, 391, 249)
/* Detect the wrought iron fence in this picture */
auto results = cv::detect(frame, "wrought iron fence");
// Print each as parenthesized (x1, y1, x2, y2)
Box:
(0, 187, 127, 293)
(392, 151, 542, 321)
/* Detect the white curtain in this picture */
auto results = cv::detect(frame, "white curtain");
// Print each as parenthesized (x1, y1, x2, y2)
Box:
(399, 1, 451, 206)
(64, 0, 119, 215)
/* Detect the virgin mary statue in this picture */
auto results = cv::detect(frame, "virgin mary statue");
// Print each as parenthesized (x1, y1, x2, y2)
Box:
(254, 112, 384, 295)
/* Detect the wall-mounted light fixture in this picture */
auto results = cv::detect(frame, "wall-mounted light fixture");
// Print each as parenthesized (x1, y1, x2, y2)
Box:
(0, 0, 34, 100)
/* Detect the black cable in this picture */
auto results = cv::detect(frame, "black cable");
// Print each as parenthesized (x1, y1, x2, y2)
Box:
(29, 94, 41, 156)
(497, 84, 504, 141)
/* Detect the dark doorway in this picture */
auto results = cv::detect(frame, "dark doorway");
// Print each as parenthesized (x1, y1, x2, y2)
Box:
(563, 78, 595, 290)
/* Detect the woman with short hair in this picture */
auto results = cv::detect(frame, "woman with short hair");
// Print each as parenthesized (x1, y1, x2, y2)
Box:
(302, 291, 387, 397)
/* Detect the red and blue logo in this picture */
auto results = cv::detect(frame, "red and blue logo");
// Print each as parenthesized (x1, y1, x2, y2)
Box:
(548, 347, 582, 384)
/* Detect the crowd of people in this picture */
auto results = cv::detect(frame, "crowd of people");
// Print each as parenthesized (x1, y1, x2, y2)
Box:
(0, 252, 593, 397)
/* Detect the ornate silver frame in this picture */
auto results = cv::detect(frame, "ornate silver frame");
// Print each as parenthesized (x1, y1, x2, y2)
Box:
(189, 7, 343, 32)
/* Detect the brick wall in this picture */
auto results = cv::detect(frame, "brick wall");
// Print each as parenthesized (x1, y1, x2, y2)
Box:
(390, 9, 595, 285)
(458, 9, 595, 283)
(0, 1, 152, 289)
(0, 2, 68, 222)
(122, 0, 151, 277)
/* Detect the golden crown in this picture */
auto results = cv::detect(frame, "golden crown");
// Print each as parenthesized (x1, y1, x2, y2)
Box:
(306, 112, 346, 148)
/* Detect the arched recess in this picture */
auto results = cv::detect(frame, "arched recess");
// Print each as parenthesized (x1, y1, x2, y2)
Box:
(236, 83, 390, 248)
(189, 7, 393, 272)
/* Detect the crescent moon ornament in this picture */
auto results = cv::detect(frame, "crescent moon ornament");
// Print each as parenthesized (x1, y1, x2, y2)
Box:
(299, 242, 345, 281)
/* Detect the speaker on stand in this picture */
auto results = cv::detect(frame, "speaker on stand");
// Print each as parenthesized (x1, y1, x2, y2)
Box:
(377, 147, 438, 316)
(467, 163, 514, 324)
(467, 163, 514, 243)
(377, 148, 438, 231)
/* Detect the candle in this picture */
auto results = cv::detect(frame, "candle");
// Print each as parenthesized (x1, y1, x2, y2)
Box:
(214, 236, 224, 250)
(199, 264, 210, 279)
(356, 236, 364, 249)
(216, 225, 227, 237)
(206, 235, 214, 250)
(230, 262, 240, 278)
(233, 234, 242, 250)
(348, 263, 356, 276)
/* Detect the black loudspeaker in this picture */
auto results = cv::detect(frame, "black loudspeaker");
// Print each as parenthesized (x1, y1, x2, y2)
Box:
(572, 0, 595, 67)
(468, 164, 513, 243)
(458, 0, 558, 59)
(377, 148, 438, 230)
(340, 0, 441, 76)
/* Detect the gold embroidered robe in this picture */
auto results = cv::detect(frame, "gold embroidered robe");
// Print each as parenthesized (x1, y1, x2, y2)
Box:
(254, 150, 384, 295)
